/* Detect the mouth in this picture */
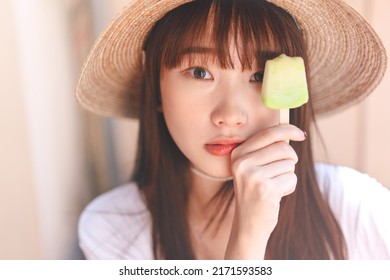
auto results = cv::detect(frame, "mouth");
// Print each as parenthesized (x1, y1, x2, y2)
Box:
(205, 139, 243, 156)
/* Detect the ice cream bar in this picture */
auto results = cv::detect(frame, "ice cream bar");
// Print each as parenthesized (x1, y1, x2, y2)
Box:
(261, 54, 309, 124)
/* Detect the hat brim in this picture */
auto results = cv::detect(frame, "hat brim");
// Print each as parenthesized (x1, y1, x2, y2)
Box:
(75, 0, 387, 118)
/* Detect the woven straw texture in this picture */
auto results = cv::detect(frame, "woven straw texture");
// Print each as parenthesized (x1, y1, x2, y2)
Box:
(75, 0, 387, 119)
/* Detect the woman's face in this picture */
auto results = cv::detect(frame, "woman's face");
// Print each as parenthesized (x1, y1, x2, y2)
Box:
(160, 43, 279, 178)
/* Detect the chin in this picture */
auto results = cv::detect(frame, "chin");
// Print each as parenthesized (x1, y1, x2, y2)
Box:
(193, 158, 233, 180)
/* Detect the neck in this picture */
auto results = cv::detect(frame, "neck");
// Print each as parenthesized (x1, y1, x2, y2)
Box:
(188, 168, 235, 259)
(189, 168, 227, 211)
(190, 167, 233, 182)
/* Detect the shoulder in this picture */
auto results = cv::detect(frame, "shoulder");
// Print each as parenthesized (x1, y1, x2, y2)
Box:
(78, 182, 153, 259)
(82, 182, 147, 213)
(315, 163, 390, 259)
(315, 163, 390, 210)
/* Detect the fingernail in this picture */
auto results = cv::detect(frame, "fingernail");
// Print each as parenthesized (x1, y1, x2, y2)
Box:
(303, 131, 308, 139)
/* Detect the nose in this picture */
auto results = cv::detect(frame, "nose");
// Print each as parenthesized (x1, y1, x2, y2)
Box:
(210, 86, 248, 128)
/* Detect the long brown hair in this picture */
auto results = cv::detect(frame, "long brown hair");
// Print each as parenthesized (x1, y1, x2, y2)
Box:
(133, 0, 347, 259)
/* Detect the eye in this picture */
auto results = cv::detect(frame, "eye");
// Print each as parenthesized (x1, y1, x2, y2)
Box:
(188, 67, 213, 80)
(250, 71, 264, 82)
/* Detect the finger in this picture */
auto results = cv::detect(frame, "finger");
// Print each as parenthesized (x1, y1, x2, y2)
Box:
(259, 159, 296, 180)
(232, 141, 299, 175)
(232, 124, 305, 158)
(234, 168, 297, 202)
(272, 172, 298, 197)
(232, 159, 296, 189)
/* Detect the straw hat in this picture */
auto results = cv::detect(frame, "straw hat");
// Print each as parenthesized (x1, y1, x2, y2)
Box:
(75, 0, 387, 118)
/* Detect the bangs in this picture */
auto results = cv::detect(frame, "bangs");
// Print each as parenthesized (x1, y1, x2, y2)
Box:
(146, 0, 305, 71)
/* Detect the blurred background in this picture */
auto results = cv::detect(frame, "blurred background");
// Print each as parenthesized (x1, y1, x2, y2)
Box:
(0, 0, 389, 259)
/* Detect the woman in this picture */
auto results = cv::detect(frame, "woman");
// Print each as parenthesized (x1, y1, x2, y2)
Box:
(77, 0, 390, 259)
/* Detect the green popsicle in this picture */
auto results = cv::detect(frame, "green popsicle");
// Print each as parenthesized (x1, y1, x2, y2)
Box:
(261, 54, 309, 124)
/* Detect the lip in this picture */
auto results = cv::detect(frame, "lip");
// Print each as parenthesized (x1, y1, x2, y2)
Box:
(205, 138, 244, 156)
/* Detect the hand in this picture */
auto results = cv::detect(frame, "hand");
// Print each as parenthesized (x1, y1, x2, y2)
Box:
(225, 124, 306, 259)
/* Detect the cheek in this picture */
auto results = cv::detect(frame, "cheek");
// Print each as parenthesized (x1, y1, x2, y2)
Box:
(160, 73, 208, 129)
(248, 96, 280, 132)
(266, 110, 280, 127)
(161, 97, 206, 166)
(162, 96, 205, 147)
(160, 75, 206, 153)
(161, 88, 199, 131)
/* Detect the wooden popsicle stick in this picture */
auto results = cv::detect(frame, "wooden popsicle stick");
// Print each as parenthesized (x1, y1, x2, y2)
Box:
(280, 108, 290, 124)
(280, 109, 290, 143)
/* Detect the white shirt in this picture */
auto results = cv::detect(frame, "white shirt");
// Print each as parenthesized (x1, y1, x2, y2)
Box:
(78, 163, 390, 259)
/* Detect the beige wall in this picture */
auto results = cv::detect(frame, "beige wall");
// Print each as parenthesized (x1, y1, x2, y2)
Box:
(312, 0, 390, 188)
(0, 0, 43, 259)
(1, 0, 91, 259)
